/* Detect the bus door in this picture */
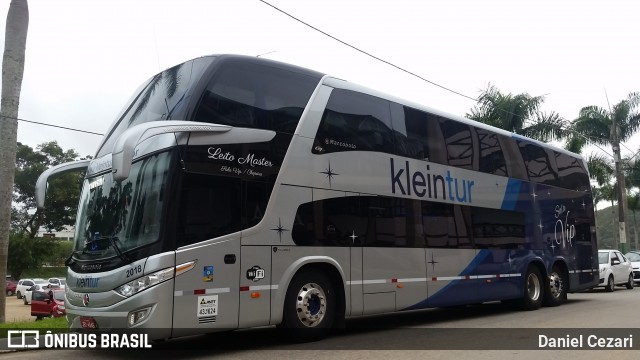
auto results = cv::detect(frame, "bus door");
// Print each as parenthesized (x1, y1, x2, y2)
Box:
(172, 239, 241, 337)
(361, 197, 427, 314)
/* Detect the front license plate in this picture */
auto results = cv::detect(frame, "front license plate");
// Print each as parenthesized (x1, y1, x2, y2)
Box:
(80, 316, 98, 329)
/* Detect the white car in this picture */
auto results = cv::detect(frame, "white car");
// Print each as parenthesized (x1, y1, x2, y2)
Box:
(598, 249, 634, 292)
(625, 251, 640, 284)
(23, 283, 50, 305)
(15, 278, 47, 299)
(47, 277, 66, 289)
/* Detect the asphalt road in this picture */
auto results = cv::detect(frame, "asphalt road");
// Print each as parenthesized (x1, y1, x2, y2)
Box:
(2, 286, 639, 359)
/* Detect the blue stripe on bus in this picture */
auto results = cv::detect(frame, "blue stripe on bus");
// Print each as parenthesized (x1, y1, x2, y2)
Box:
(403, 250, 492, 310)
(500, 179, 522, 211)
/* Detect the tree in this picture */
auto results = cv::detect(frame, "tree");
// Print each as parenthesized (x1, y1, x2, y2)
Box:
(570, 92, 640, 253)
(12, 142, 85, 238)
(0, 0, 29, 324)
(466, 84, 568, 142)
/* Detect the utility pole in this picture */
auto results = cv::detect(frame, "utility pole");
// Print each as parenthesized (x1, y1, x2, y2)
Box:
(612, 122, 628, 254)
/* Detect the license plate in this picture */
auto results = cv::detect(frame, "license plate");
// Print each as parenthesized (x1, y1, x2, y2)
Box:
(80, 317, 98, 329)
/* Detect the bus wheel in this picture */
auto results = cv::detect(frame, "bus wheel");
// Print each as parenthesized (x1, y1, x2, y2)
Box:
(519, 266, 543, 310)
(543, 266, 567, 307)
(281, 271, 335, 342)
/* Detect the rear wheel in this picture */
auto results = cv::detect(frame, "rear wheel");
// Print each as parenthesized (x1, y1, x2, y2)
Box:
(6, 290, 13, 296)
(626, 273, 634, 289)
(23, 296, 28, 305)
(280, 271, 336, 342)
(543, 265, 567, 307)
(518, 266, 544, 310)
(605, 275, 615, 292)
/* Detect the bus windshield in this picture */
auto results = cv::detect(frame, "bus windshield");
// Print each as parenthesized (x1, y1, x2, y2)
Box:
(72, 152, 172, 260)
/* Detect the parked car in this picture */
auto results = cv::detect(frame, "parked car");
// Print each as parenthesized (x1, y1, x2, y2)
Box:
(625, 251, 640, 284)
(598, 249, 634, 291)
(31, 288, 65, 320)
(21, 281, 49, 305)
(15, 279, 47, 299)
(47, 277, 66, 289)
(6, 280, 16, 296)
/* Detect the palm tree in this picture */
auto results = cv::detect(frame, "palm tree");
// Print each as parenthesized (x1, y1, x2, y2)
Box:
(627, 193, 640, 251)
(570, 92, 640, 253)
(466, 84, 568, 142)
(0, 0, 29, 323)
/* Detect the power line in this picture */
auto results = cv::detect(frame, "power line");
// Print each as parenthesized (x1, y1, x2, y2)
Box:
(257, 0, 477, 101)
(2, 116, 104, 136)
(258, 0, 640, 165)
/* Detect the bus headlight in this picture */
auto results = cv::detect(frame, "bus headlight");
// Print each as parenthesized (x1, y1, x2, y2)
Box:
(115, 267, 174, 297)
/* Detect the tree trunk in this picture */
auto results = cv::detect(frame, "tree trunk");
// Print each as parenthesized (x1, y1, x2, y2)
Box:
(0, 0, 29, 323)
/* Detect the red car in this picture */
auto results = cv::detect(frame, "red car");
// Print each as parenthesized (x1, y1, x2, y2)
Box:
(31, 289, 65, 320)
(6, 280, 16, 296)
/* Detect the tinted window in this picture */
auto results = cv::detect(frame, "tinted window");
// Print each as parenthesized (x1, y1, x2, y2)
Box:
(313, 89, 394, 154)
(518, 141, 558, 185)
(440, 119, 475, 170)
(292, 196, 363, 247)
(477, 128, 508, 176)
(194, 60, 320, 134)
(394, 106, 447, 164)
(554, 151, 590, 191)
(472, 207, 525, 248)
(97, 57, 212, 157)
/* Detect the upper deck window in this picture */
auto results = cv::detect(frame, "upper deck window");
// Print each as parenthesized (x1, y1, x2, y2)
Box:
(193, 60, 321, 134)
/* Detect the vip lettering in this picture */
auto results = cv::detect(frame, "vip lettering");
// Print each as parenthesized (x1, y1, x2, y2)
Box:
(77, 277, 100, 288)
(390, 158, 474, 204)
(553, 204, 575, 249)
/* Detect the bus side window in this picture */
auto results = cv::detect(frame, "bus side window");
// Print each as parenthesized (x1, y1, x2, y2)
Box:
(314, 89, 394, 154)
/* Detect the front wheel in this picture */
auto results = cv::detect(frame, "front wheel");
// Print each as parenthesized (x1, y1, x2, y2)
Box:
(543, 266, 567, 307)
(626, 273, 634, 289)
(280, 271, 336, 342)
(518, 266, 544, 310)
(23, 296, 28, 305)
(6, 290, 13, 296)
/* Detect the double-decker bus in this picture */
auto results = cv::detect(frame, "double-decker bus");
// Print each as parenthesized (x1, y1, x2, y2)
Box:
(36, 54, 598, 342)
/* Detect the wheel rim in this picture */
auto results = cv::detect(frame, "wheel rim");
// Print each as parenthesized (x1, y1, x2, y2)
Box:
(548, 272, 563, 299)
(295, 282, 327, 328)
(527, 272, 541, 301)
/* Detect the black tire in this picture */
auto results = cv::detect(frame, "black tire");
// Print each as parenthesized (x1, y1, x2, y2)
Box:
(543, 265, 568, 307)
(23, 296, 28, 305)
(16, 291, 21, 299)
(518, 266, 544, 310)
(280, 271, 336, 342)
(626, 273, 634, 290)
(6, 290, 13, 296)
(605, 275, 615, 292)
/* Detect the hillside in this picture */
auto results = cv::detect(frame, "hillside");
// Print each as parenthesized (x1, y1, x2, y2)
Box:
(595, 205, 640, 251)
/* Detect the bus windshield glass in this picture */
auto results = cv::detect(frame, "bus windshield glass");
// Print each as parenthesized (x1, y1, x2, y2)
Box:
(72, 152, 172, 260)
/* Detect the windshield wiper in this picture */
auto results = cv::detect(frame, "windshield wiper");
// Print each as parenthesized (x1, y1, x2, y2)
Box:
(84, 235, 130, 263)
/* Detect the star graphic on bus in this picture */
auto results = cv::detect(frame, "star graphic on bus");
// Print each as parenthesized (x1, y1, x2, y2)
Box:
(427, 253, 438, 272)
(349, 230, 358, 245)
(320, 160, 339, 188)
(271, 218, 289, 242)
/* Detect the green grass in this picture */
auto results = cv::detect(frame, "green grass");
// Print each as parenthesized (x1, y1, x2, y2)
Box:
(0, 317, 69, 338)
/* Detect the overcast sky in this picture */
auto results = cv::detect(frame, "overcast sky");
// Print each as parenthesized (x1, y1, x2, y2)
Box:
(1, 0, 639, 160)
